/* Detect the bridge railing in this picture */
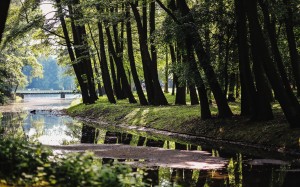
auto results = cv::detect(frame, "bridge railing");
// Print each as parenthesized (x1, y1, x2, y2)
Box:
(15, 90, 80, 99)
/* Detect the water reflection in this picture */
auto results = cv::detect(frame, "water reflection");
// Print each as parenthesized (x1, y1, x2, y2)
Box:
(1, 112, 300, 187)
(0, 112, 81, 145)
(77, 125, 300, 187)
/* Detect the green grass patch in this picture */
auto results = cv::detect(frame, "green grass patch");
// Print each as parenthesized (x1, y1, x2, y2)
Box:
(67, 93, 300, 152)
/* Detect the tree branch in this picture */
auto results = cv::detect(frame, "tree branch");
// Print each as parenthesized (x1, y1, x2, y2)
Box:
(155, 0, 181, 24)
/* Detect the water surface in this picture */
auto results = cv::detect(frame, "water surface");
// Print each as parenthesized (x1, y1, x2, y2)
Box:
(1, 96, 299, 186)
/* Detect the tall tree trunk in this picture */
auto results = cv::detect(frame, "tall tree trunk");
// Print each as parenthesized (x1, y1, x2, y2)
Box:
(68, 2, 97, 104)
(109, 54, 121, 98)
(227, 73, 236, 102)
(245, 0, 300, 128)
(234, 0, 257, 116)
(130, 2, 155, 104)
(170, 44, 177, 96)
(57, 0, 92, 104)
(223, 27, 232, 98)
(149, 0, 169, 105)
(175, 83, 186, 105)
(91, 54, 103, 97)
(186, 38, 211, 119)
(164, 46, 169, 93)
(0, 0, 10, 42)
(175, 44, 186, 105)
(282, 0, 300, 97)
(87, 24, 103, 97)
(126, 4, 148, 105)
(96, 6, 116, 103)
(175, 0, 232, 118)
(105, 23, 137, 103)
(189, 85, 199, 105)
(259, 0, 298, 104)
(131, 2, 168, 105)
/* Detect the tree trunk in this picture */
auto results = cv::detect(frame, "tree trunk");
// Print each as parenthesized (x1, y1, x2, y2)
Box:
(234, 0, 257, 116)
(105, 25, 136, 103)
(189, 85, 199, 105)
(68, 2, 97, 104)
(0, 0, 10, 42)
(175, 84, 186, 105)
(149, 0, 169, 105)
(170, 44, 177, 96)
(176, 0, 232, 118)
(87, 24, 103, 97)
(186, 39, 211, 119)
(164, 46, 169, 93)
(96, 7, 116, 103)
(130, 3, 155, 104)
(227, 73, 236, 102)
(58, 1, 93, 104)
(245, 0, 300, 128)
(259, 0, 298, 104)
(131, 2, 168, 105)
(126, 5, 148, 105)
(282, 0, 300, 97)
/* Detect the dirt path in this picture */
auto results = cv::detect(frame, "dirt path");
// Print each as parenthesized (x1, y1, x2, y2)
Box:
(50, 144, 228, 170)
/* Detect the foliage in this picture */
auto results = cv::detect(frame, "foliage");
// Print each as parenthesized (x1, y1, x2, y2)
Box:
(0, 138, 145, 186)
(0, 0, 45, 102)
(23, 56, 75, 90)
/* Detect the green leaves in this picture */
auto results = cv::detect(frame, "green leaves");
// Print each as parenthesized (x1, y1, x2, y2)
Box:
(0, 138, 145, 186)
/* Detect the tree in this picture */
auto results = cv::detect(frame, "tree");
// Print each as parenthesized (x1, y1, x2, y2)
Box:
(244, 0, 300, 127)
(156, 0, 232, 118)
(130, 1, 168, 106)
(0, 0, 11, 42)
(125, 4, 148, 105)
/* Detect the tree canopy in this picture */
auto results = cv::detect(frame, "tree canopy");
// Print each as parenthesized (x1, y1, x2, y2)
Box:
(1, 0, 300, 128)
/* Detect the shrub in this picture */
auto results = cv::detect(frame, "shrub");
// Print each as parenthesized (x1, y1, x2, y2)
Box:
(0, 138, 145, 186)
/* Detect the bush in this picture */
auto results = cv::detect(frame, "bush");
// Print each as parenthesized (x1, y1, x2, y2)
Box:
(0, 138, 145, 186)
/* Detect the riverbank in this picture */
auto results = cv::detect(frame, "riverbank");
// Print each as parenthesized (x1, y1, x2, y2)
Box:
(66, 95, 300, 155)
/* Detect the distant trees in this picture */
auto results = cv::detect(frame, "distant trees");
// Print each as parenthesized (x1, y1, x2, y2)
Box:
(23, 56, 75, 90)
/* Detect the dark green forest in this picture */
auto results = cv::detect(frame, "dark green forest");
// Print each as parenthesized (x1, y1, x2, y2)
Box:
(1, 0, 300, 128)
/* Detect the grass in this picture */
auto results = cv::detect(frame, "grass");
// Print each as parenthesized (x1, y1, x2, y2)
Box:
(67, 93, 300, 153)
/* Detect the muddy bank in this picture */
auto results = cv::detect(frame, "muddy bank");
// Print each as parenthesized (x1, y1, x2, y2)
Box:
(66, 104, 300, 156)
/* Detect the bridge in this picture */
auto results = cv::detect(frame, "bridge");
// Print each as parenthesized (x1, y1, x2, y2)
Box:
(16, 90, 79, 99)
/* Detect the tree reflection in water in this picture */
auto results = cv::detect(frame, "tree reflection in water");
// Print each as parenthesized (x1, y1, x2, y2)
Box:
(2, 114, 296, 187)
(77, 125, 300, 187)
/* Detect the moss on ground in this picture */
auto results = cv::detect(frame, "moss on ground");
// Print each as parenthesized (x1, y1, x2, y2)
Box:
(66, 93, 300, 153)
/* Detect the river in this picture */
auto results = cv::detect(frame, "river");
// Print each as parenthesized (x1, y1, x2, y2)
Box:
(0, 95, 299, 186)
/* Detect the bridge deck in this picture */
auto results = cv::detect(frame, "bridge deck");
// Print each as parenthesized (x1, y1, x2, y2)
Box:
(16, 90, 78, 94)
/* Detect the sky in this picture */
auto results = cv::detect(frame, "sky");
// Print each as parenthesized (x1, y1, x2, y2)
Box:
(40, 1, 55, 20)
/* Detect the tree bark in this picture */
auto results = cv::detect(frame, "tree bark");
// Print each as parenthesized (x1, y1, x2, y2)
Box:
(175, 0, 232, 118)
(131, 2, 168, 105)
(245, 0, 300, 128)
(96, 6, 116, 103)
(0, 0, 10, 42)
(189, 85, 199, 105)
(282, 0, 300, 97)
(234, 0, 257, 116)
(68, 2, 97, 104)
(126, 5, 148, 105)
(87, 24, 103, 97)
(105, 24, 136, 103)
(259, 0, 298, 104)
(57, 0, 93, 104)
(130, 3, 155, 104)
